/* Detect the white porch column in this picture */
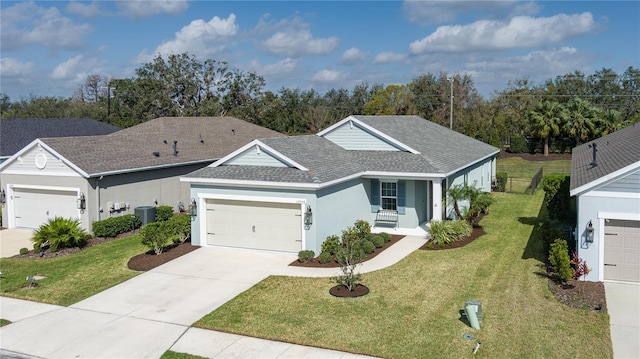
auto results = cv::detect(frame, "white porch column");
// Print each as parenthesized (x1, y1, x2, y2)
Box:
(432, 181, 442, 221)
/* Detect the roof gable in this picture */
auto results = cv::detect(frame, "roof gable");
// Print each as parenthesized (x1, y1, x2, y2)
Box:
(318, 116, 417, 153)
(213, 139, 307, 170)
(0, 139, 88, 177)
(570, 123, 640, 196)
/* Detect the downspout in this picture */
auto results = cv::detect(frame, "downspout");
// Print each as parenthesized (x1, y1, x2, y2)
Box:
(97, 176, 103, 220)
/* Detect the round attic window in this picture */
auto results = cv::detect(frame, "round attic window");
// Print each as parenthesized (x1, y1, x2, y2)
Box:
(35, 153, 47, 169)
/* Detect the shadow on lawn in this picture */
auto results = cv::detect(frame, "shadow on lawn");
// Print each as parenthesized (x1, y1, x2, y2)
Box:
(519, 201, 547, 263)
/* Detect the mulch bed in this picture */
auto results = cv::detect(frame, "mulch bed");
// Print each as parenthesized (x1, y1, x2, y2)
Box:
(419, 224, 485, 250)
(12, 229, 199, 272)
(329, 284, 369, 298)
(289, 234, 405, 268)
(547, 278, 607, 312)
(127, 241, 199, 271)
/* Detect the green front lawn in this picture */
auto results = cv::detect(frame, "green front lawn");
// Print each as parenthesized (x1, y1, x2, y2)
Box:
(0, 236, 145, 306)
(194, 191, 612, 358)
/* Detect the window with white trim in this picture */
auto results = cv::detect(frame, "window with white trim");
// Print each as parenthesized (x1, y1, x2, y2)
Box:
(380, 181, 397, 210)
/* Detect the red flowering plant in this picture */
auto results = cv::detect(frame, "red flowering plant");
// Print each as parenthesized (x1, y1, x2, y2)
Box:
(571, 251, 591, 281)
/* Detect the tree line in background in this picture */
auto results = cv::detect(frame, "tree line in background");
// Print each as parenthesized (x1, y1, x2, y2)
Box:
(1, 52, 638, 154)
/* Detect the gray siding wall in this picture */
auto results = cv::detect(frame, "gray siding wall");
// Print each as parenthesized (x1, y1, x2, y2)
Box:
(595, 169, 640, 193)
(226, 146, 288, 167)
(323, 123, 402, 151)
(576, 191, 640, 281)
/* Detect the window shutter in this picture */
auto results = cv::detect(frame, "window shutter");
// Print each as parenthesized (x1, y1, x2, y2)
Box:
(397, 181, 406, 215)
(371, 179, 380, 212)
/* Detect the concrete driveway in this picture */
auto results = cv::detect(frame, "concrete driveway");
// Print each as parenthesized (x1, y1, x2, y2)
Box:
(605, 282, 640, 359)
(0, 229, 34, 257)
(0, 247, 298, 358)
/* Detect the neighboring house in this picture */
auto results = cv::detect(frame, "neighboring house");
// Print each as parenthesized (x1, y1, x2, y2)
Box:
(0, 118, 121, 164)
(570, 123, 640, 283)
(182, 115, 499, 255)
(0, 117, 284, 232)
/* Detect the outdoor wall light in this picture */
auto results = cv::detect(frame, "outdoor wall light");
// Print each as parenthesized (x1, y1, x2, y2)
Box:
(77, 193, 86, 211)
(0, 188, 5, 206)
(189, 198, 197, 217)
(586, 220, 594, 243)
(304, 205, 313, 226)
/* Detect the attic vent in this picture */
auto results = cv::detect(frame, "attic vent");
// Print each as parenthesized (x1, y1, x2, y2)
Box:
(173, 140, 179, 156)
(232, 129, 235, 135)
(153, 152, 160, 157)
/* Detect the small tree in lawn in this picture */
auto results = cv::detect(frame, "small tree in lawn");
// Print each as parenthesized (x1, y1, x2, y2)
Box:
(335, 232, 366, 291)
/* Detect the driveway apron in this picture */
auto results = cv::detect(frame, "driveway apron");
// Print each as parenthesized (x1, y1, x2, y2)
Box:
(604, 282, 640, 359)
(0, 247, 296, 358)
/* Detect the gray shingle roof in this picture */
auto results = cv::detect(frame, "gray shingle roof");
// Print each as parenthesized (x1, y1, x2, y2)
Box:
(352, 115, 498, 173)
(570, 123, 640, 193)
(0, 118, 120, 157)
(186, 116, 494, 185)
(41, 117, 284, 176)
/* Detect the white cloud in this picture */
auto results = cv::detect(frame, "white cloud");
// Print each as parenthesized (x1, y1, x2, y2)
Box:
(50, 52, 106, 83)
(249, 58, 300, 76)
(374, 52, 407, 64)
(116, 0, 189, 19)
(0, 2, 92, 51)
(410, 12, 595, 54)
(0, 58, 36, 77)
(65, 1, 102, 17)
(261, 18, 339, 57)
(311, 69, 345, 83)
(403, 0, 516, 25)
(340, 48, 369, 64)
(137, 14, 239, 62)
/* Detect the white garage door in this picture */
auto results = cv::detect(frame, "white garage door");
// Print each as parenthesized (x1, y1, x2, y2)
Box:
(604, 219, 640, 282)
(206, 199, 302, 252)
(13, 187, 79, 229)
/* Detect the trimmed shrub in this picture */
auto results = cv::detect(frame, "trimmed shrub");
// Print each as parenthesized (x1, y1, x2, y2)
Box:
(298, 250, 315, 262)
(92, 215, 141, 238)
(542, 175, 574, 222)
(495, 171, 508, 192)
(353, 220, 371, 241)
(321, 235, 341, 255)
(379, 232, 392, 243)
(19, 247, 29, 255)
(32, 217, 90, 252)
(155, 205, 174, 222)
(549, 239, 573, 282)
(166, 214, 191, 244)
(428, 220, 472, 247)
(360, 240, 376, 254)
(370, 235, 384, 248)
(318, 251, 332, 264)
(140, 222, 172, 255)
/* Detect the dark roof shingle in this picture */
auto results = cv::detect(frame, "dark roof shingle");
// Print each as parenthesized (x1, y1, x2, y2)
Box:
(0, 118, 120, 157)
(571, 123, 640, 193)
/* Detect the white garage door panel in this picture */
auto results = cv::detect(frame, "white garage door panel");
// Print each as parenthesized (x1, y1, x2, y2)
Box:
(206, 199, 302, 252)
(13, 188, 78, 229)
(604, 220, 640, 282)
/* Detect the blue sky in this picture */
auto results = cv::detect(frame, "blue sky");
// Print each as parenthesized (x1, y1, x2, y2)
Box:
(1, 1, 638, 101)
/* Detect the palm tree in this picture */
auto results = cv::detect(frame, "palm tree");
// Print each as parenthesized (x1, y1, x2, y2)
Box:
(565, 98, 597, 146)
(529, 100, 564, 156)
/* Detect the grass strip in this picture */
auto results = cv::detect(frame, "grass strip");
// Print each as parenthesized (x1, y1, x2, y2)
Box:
(0, 236, 145, 306)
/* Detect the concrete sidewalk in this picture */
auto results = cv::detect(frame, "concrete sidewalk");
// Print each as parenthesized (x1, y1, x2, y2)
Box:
(604, 282, 640, 359)
(0, 229, 34, 258)
(0, 236, 430, 358)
